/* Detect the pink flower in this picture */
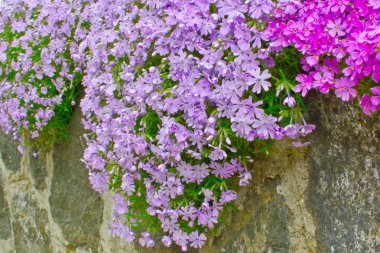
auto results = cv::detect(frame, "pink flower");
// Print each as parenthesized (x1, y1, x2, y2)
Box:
(331, 0, 348, 13)
(305, 55, 319, 66)
(313, 71, 333, 89)
(360, 95, 378, 115)
(370, 87, 380, 106)
(327, 19, 346, 37)
(293, 74, 313, 97)
(342, 58, 362, 79)
(323, 58, 339, 74)
(334, 77, 357, 101)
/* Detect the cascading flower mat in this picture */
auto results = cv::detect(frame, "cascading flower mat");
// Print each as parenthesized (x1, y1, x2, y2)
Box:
(0, 0, 84, 151)
(0, 0, 379, 251)
(80, 0, 313, 250)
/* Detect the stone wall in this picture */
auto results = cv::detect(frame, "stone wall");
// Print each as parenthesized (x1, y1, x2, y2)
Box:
(0, 93, 379, 253)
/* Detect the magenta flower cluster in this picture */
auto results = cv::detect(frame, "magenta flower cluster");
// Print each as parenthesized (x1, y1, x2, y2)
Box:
(0, 0, 379, 251)
(264, 0, 380, 115)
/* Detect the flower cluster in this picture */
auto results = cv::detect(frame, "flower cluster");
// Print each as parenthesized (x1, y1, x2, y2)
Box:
(264, 0, 380, 115)
(1, 0, 378, 251)
(0, 0, 83, 150)
(79, 0, 312, 250)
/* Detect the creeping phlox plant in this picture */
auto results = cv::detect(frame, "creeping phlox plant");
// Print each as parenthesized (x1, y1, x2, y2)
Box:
(0, 0, 84, 151)
(80, 0, 312, 250)
(0, 0, 378, 251)
(264, 0, 380, 115)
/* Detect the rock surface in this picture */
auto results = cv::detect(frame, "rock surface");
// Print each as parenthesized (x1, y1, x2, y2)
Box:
(0, 93, 378, 253)
(50, 106, 103, 252)
(0, 172, 11, 241)
(306, 94, 380, 253)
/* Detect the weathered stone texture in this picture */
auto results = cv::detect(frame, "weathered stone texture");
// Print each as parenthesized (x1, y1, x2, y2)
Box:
(29, 146, 48, 191)
(0, 93, 378, 253)
(306, 94, 380, 253)
(0, 172, 11, 240)
(0, 134, 21, 172)
(11, 192, 52, 253)
(221, 177, 291, 253)
(197, 141, 316, 253)
(50, 107, 103, 252)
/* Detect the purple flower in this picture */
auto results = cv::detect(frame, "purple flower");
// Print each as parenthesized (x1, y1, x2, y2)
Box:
(220, 190, 237, 204)
(112, 194, 129, 216)
(189, 231, 207, 249)
(162, 236, 172, 247)
(283, 95, 296, 107)
(139, 232, 155, 248)
(209, 146, 227, 161)
(249, 0, 273, 19)
(89, 172, 109, 193)
(193, 164, 210, 184)
(172, 230, 189, 251)
(121, 175, 135, 196)
(249, 68, 271, 94)
(284, 124, 300, 138)
(110, 220, 135, 242)
(162, 218, 180, 234)
(239, 171, 252, 186)
(252, 114, 278, 139)
(179, 204, 197, 222)
(211, 162, 235, 179)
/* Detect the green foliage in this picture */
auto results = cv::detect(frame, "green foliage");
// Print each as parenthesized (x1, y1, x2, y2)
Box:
(268, 47, 307, 123)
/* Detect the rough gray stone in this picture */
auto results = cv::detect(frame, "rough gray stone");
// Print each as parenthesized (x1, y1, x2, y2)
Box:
(11, 192, 52, 252)
(29, 146, 48, 190)
(50, 107, 103, 252)
(0, 134, 21, 172)
(306, 93, 380, 252)
(223, 177, 290, 253)
(0, 172, 11, 240)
